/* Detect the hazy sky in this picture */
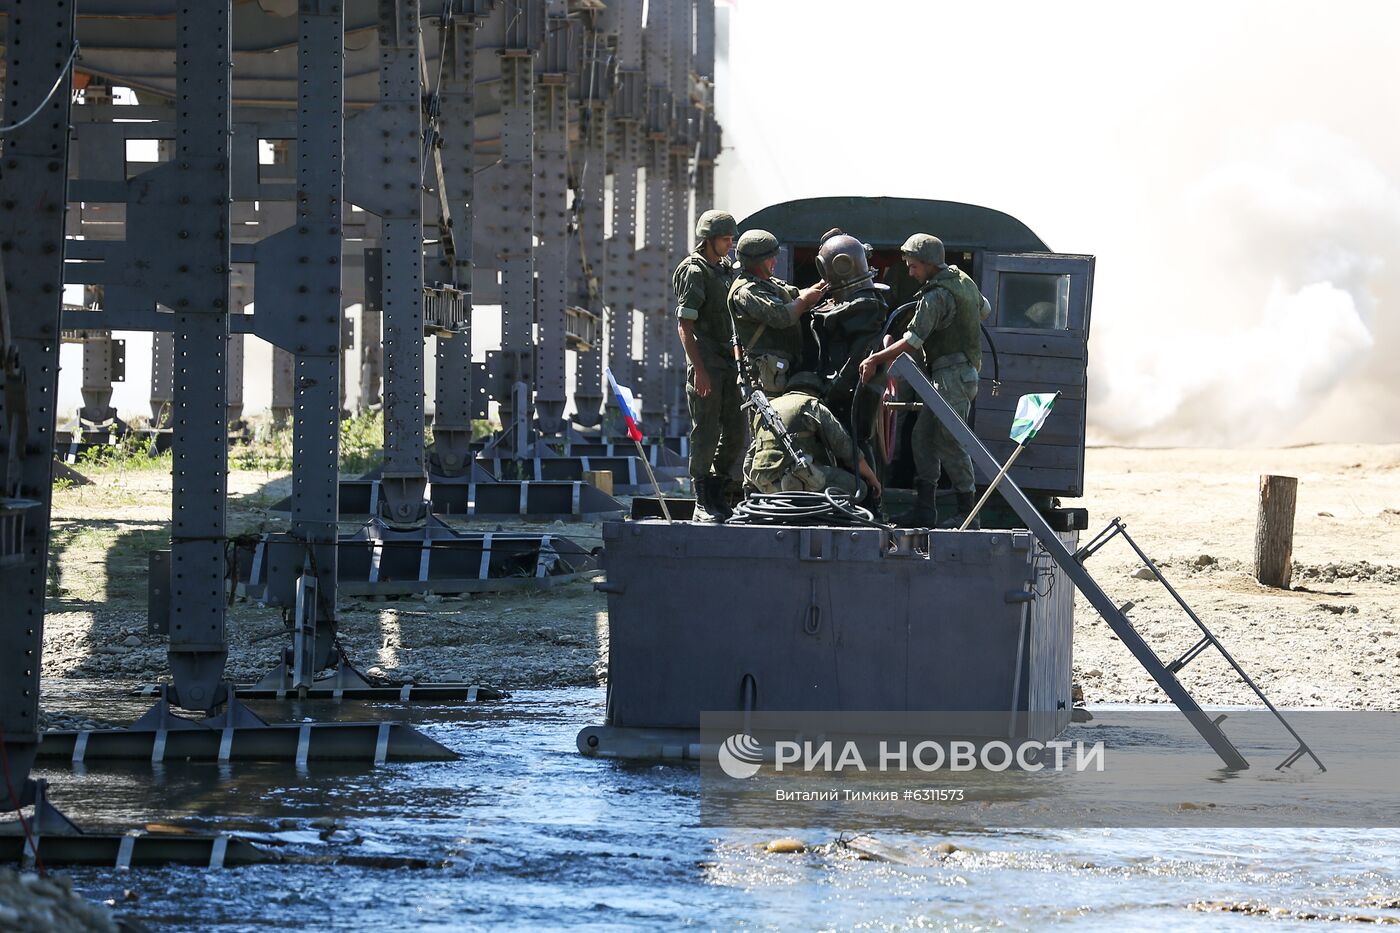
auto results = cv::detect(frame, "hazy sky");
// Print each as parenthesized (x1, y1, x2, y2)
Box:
(717, 0, 1400, 445)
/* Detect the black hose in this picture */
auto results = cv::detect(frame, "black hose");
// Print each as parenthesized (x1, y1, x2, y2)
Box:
(729, 489, 886, 528)
(981, 322, 1001, 390)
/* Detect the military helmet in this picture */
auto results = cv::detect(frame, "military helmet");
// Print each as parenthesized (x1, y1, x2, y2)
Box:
(815, 233, 876, 298)
(694, 210, 737, 244)
(736, 229, 780, 264)
(901, 233, 946, 268)
(785, 371, 826, 394)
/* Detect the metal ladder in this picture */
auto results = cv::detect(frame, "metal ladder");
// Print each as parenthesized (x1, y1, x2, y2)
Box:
(890, 354, 1323, 771)
(1076, 518, 1323, 770)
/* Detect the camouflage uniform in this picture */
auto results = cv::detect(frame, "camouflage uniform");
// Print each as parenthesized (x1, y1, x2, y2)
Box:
(744, 382, 861, 495)
(728, 270, 804, 394)
(903, 264, 985, 494)
(673, 250, 742, 481)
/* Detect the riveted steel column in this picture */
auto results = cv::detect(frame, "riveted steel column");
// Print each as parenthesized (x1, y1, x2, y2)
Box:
(150, 331, 174, 425)
(359, 295, 382, 411)
(287, 0, 345, 653)
(495, 1, 539, 442)
(375, 0, 428, 524)
(666, 0, 695, 430)
(570, 8, 610, 428)
(78, 333, 117, 425)
(429, 10, 479, 476)
(164, 1, 234, 712)
(271, 345, 294, 426)
(603, 0, 644, 391)
(668, 0, 693, 261)
(694, 0, 718, 216)
(227, 332, 246, 426)
(640, 0, 672, 428)
(0, 0, 77, 809)
(533, 0, 571, 436)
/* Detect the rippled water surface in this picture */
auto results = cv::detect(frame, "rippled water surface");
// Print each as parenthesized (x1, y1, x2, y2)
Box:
(30, 687, 1400, 931)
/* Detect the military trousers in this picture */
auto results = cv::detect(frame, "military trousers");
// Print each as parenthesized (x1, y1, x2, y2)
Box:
(911, 362, 979, 494)
(686, 361, 746, 480)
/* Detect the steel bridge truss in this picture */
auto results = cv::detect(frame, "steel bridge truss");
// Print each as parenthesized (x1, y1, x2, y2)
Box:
(0, 0, 721, 864)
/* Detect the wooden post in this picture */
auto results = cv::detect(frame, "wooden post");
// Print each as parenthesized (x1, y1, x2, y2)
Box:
(1254, 474, 1298, 589)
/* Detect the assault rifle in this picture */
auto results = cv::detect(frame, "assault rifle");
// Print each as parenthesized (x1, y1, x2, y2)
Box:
(725, 305, 813, 482)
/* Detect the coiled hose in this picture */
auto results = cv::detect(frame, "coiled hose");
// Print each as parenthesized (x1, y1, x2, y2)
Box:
(729, 489, 888, 528)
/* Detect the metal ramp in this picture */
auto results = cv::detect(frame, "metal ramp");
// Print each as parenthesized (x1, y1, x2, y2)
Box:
(1076, 518, 1324, 770)
(477, 455, 680, 495)
(35, 688, 458, 766)
(267, 476, 627, 522)
(892, 354, 1323, 771)
(556, 441, 688, 475)
(237, 520, 601, 599)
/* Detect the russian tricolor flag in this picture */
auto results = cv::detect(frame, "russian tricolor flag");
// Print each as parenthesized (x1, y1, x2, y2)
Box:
(605, 367, 644, 443)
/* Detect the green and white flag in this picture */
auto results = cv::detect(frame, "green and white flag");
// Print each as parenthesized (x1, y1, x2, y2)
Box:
(1009, 392, 1060, 445)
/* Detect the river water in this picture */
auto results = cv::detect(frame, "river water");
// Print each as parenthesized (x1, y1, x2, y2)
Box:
(29, 686, 1400, 931)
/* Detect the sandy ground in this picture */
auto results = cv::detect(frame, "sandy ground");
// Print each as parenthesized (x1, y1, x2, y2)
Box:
(1065, 443, 1400, 708)
(39, 443, 1400, 712)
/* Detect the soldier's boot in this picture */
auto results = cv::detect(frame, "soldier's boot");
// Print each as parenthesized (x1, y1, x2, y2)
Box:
(695, 475, 728, 523)
(894, 480, 938, 528)
(715, 476, 741, 521)
(691, 475, 714, 522)
(938, 491, 981, 530)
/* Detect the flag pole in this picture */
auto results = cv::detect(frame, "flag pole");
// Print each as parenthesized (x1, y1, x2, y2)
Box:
(960, 442, 1026, 531)
(634, 436, 673, 524)
(606, 366, 672, 524)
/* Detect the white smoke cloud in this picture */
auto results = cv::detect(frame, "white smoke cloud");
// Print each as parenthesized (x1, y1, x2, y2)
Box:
(1089, 123, 1400, 446)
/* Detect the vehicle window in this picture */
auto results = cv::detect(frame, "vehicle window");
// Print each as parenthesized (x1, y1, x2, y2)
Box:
(998, 272, 1070, 330)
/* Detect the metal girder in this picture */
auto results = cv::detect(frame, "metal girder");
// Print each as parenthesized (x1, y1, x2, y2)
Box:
(569, 8, 610, 427)
(664, 0, 695, 430)
(240, 524, 601, 599)
(226, 331, 246, 424)
(149, 1, 236, 712)
(532, 0, 571, 435)
(639, 0, 673, 429)
(41, 3, 246, 712)
(558, 441, 687, 475)
(37, 722, 456, 765)
(0, 0, 78, 811)
(492, 1, 540, 445)
(603, 0, 644, 394)
(358, 263, 383, 411)
(272, 0, 349, 689)
(345, 0, 429, 525)
(267, 477, 626, 522)
(429, 7, 481, 477)
(0, 829, 271, 869)
(77, 330, 122, 426)
(478, 454, 677, 494)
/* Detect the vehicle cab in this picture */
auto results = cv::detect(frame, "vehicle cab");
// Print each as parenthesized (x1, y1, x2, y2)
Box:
(739, 196, 1094, 503)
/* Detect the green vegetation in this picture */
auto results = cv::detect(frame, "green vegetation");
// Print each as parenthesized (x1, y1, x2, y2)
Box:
(54, 411, 504, 485)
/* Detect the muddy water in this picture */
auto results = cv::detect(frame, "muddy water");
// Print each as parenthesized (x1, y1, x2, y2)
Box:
(30, 686, 1400, 931)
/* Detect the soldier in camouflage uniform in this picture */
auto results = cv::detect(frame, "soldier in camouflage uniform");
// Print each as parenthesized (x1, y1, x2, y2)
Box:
(859, 233, 991, 529)
(744, 372, 881, 497)
(728, 229, 828, 394)
(674, 210, 741, 520)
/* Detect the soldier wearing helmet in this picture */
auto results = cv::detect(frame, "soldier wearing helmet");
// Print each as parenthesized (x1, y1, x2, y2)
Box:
(809, 229, 891, 512)
(858, 233, 992, 529)
(727, 228, 828, 396)
(674, 209, 742, 521)
(743, 371, 881, 498)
